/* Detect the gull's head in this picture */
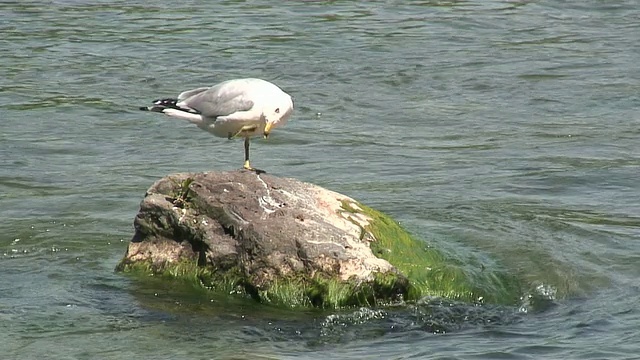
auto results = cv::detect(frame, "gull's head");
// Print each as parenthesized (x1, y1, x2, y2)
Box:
(263, 92, 294, 138)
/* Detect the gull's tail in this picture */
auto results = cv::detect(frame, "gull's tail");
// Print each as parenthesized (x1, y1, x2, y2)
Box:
(140, 98, 203, 124)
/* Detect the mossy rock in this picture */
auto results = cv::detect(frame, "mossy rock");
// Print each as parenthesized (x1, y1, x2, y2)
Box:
(117, 171, 523, 309)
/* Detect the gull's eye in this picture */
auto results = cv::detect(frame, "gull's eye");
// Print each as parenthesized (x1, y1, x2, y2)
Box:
(275, 108, 280, 113)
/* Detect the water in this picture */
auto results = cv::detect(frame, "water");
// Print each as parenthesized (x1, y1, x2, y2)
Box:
(1, 0, 639, 358)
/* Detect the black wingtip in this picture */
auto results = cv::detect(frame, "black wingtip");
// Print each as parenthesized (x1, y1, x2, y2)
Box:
(139, 98, 182, 112)
(153, 98, 179, 107)
(139, 98, 179, 112)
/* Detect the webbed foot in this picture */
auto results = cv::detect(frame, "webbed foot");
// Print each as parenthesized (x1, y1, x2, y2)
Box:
(243, 161, 266, 174)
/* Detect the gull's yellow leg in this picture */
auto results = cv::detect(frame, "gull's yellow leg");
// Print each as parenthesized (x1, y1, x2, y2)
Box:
(242, 137, 266, 173)
(243, 136, 252, 170)
(230, 124, 258, 139)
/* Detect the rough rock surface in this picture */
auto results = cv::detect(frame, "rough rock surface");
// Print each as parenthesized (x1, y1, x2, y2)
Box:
(117, 170, 409, 306)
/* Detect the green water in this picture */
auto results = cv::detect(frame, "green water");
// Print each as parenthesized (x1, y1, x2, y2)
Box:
(1, 0, 639, 359)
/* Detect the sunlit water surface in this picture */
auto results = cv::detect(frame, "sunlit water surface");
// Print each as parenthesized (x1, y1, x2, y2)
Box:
(1, 1, 639, 359)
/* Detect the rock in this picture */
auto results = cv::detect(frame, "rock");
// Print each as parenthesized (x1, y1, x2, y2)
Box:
(117, 171, 522, 308)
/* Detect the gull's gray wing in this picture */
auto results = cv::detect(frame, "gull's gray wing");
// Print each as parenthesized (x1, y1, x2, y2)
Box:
(177, 87, 210, 101)
(178, 81, 254, 118)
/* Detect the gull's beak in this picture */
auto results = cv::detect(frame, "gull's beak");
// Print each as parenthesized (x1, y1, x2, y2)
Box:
(263, 122, 273, 139)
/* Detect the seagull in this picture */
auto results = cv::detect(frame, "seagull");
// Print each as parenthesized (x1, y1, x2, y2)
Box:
(140, 78, 294, 172)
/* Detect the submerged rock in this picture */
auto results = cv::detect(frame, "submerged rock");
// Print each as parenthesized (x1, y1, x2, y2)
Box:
(117, 171, 521, 308)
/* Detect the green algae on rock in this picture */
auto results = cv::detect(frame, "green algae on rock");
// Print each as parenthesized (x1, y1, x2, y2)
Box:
(340, 201, 522, 304)
(117, 170, 522, 308)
